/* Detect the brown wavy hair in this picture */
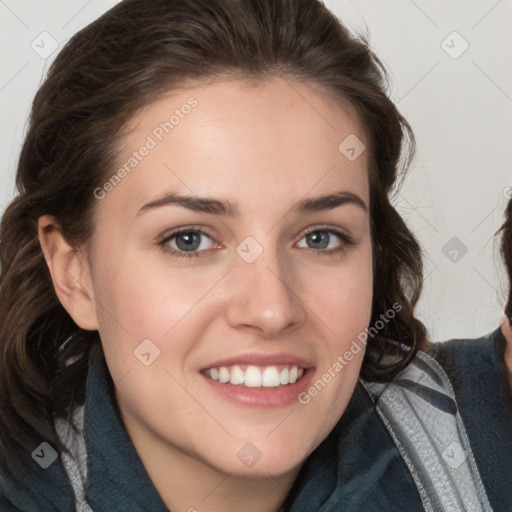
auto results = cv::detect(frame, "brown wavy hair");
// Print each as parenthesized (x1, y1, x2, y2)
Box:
(500, 197, 512, 321)
(0, 0, 426, 477)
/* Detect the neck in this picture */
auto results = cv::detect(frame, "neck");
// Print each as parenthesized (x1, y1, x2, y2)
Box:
(118, 405, 301, 511)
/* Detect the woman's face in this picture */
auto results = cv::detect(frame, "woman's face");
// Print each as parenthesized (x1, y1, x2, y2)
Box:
(85, 77, 373, 477)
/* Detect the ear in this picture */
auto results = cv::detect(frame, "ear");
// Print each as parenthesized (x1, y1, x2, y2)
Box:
(38, 215, 99, 331)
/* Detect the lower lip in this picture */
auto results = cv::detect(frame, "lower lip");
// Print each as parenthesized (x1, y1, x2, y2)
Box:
(201, 370, 314, 408)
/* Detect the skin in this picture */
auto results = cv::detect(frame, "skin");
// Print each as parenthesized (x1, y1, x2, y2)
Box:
(39, 77, 373, 511)
(502, 319, 512, 395)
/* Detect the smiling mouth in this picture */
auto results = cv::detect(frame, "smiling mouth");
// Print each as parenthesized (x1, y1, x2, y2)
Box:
(201, 364, 306, 388)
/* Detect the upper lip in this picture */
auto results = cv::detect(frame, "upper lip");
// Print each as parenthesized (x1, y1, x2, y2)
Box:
(201, 352, 314, 370)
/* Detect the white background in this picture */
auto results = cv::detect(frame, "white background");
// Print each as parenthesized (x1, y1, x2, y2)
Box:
(0, 0, 510, 342)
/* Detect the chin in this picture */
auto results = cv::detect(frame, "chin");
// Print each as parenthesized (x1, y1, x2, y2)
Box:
(200, 434, 316, 478)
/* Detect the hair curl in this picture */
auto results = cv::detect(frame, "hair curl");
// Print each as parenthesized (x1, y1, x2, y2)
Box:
(0, 0, 426, 476)
(500, 198, 512, 321)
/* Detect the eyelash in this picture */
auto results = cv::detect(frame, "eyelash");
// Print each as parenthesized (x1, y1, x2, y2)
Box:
(158, 227, 217, 259)
(157, 225, 354, 260)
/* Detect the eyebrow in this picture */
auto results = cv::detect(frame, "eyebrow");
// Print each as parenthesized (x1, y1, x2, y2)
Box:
(136, 190, 368, 217)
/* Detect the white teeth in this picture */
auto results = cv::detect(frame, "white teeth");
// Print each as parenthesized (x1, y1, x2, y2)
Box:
(262, 367, 280, 387)
(203, 364, 306, 388)
(230, 365, 244, 385)
(244, 365, 262, 387)
(219, 367, 230, 384)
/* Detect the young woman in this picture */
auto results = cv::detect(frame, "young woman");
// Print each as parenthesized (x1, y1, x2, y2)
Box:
(0, 0, 506, 510)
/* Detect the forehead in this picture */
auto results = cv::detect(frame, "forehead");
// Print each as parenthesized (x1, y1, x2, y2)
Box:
(100, 77, 370, 216)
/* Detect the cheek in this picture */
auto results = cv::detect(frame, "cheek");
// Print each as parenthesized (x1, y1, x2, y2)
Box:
(295, 257, 372, 452)
(302, 245, 372, 394)
(90, 253, 231, 383)
(306, 249, 373, 337)
(93, 255, 220, 335)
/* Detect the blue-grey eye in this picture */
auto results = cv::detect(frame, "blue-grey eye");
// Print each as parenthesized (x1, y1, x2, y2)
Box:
(297, 230, 343, 250)
(167, 231, 214, 252)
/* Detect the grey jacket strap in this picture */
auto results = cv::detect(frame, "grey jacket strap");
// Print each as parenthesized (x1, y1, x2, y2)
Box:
(361, 351, 493, 512)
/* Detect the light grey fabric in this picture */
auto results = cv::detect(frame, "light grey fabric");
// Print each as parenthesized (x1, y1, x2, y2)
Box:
(54, 406, 93, 512)
(362, 351, 493, 512)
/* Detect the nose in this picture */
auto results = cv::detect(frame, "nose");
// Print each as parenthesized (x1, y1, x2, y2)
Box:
(224, 247, 306, 339)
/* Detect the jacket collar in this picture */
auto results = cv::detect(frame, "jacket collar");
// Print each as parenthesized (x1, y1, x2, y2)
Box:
(285, 383, 422, 511)
(83, 347, 169, 511)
